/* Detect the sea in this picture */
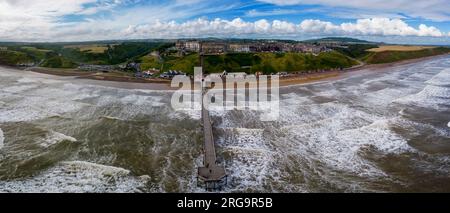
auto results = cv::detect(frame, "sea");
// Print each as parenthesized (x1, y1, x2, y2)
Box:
(0, 56, 449, 192)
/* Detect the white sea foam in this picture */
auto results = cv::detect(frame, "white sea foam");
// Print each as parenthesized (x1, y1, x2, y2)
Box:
(0, 128, 4, 150)
(0, 96, 86, 123)
(38, 131, 77, 148)
(16, 76, 62, 84)
(282, 93, 316, 106)
(426, 68, 450, 87)
(395, 85, 450, 110)
(0, 161, 148, 193)
(361, 87, 416, 107)
(279, 103, 411, 177)
(1, 84, 40, 93)
(219, 128, 279, 192)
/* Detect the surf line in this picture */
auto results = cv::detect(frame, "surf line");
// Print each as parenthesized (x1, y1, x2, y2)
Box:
(0, 128, 4, 150)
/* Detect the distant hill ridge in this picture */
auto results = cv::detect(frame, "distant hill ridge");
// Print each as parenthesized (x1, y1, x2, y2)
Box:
(304, 37, 379, 44)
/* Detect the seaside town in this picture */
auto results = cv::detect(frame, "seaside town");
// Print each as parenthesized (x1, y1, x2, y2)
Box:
(175, 40, 334, 55)
(3, 37, 447, 84)
(2, 0, 450, 201)
(130, 39, 338, 79)
(67, 39, 342, 80)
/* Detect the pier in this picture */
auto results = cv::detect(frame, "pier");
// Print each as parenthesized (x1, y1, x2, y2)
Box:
(196, 55, 227, 190)
(197, 87, 227, 190)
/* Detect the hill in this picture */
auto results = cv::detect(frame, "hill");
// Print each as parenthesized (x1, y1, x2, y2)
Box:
(0, 50, 34, 66)
(304, 37, 377, 44)
(0, 42, 171, 68)
(140, 51, 358, 75)
(363, 47, 450, 64)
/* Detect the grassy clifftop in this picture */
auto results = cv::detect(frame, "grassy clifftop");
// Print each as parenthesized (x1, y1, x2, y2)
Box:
(139, 51, 357, 74)
(363, 47, 450, 64)
(0, 42, 169, 68)
(0, 50, 34, 66)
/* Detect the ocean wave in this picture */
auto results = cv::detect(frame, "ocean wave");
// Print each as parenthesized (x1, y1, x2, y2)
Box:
(38, 131, 77, 148)
(0, 97, 86, 123)
(280, 106, 410, 177)
(99, 116, 125, 121)
(425, 68, 450, 87)
(0, 161, 149, 193)
(217, 127, 281, 192)
(0, 128, 4, 150)
(1, 84, 40, 94)
(394, 85, 450, 110)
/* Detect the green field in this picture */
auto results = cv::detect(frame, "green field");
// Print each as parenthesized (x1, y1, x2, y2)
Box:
(333, 44, 379, 59)
(0, 42, 170, 68)
(0, 50, 34, 65)
(140, 54, 164, 71)
(363, 47, 450, 64)
(41, 55, 77, 68)
(64, 44, 110, 54)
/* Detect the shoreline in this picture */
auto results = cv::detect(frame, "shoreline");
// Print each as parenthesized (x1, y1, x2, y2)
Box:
(25, 67, 172, 84)
(2, 53, 449, 90)
(277, 53, 449, 87)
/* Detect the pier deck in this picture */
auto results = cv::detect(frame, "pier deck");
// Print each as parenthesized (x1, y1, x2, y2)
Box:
(197, 91, 227, 190)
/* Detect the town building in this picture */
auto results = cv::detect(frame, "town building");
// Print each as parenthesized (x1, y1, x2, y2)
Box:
(176, 41, 201, 52)
(201, 42, 227, 54)
(174, 40, 331, 55)
(228, 44, 250, 53)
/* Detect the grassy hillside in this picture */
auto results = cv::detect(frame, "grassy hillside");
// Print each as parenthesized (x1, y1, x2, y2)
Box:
(249, 51, 357, 74)
(41, 55, 77, 68)
(139, 53, 199, 73)
(0, 42, 170, 68)
(203, 51, 357, 74)
(363, 47, 450, 64)
(304, 37, 375, 44)
(60, 42, 164, 65)
(139, 51, 357, 75)
(333, 44, 379, 59)
(0, 50, 34, 65)
(140, 54, 163, 70)
(165, 54, 200, 73)
(19, 46, 52, 61)
(204, 53, 260, 73)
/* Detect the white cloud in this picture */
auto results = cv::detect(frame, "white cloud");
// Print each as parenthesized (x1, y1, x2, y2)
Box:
(120, 18, 446, 39)
(0, 0, 448, 42)
(340, 18, 444, 37)
(0, 0, 238, 41)
(258, 0, 450, 21)
(0, 0, 124, 40)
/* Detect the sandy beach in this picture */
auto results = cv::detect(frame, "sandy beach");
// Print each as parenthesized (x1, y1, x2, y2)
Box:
(3, 53, 449, 91)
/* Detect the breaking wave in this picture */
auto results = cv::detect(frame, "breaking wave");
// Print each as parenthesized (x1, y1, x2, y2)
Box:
(0, 161, 149, 193)
(38, 131, 77, 148)
(0, 128, 4, 150)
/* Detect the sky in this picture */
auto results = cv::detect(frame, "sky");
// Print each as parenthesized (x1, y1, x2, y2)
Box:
(0, 0, 450, 44)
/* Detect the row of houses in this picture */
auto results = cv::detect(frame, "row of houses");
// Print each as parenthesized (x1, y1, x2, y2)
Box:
(78, 64, 116, 72)
(159, 70, 186, 79)
(176, 40, 331, 54)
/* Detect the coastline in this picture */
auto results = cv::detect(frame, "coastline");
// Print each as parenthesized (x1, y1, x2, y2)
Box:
(25, 67, 172, 84)
(277, 53, 449, 87)
(2, 53, 448, 90)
